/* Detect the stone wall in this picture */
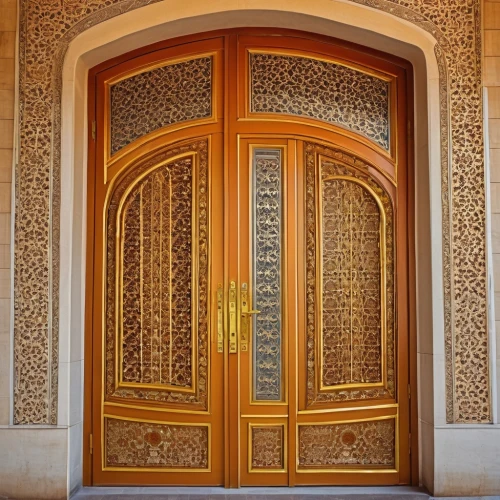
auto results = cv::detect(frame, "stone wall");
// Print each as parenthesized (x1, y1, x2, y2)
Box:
(0, 0, 15, 425)
(485, 0, 500, 419)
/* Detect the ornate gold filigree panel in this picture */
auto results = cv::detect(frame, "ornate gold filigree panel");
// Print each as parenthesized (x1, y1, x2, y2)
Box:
(320, 178, 384, 388)
(249, 424, 286, 472)
(106, 140, 209, 409)
(105, 416, 210, 470)
(252, 149, 283, 401)
(298, 417, 396, 470)
(120, 158, 196, 389)
(305, 142, 394, 405)
(249, 52, 390, 151)
(109, 56, 213, 155)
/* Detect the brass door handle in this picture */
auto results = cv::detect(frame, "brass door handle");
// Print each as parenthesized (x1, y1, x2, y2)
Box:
(242, 310, 260, 316)
(241, 283, 260, 352)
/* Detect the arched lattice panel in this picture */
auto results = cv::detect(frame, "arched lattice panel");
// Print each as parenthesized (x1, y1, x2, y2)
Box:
(105, 140, 210, 410)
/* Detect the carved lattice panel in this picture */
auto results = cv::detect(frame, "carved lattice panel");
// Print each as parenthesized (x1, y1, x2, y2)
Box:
(305, 142, 395, 405)
(250, 425, 285, 471)
(120, 158, 194, 388)
(321, 179, 383, 387)
(110, 56, 212, 155)
(250, 52, 390, 151)
(106, 140, 209, 409)
(252, 149, 283, 401)
(105, 417, 209, 470)
(298, 418, 396, 469)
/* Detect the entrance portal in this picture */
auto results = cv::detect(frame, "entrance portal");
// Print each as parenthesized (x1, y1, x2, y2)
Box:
(85, 29, 414, 487)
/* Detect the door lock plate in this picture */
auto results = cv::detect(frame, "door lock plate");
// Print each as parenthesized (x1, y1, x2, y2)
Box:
(229, 281, 237, 353)
(241, 283, 249, 352)
(217, 284, 224, 353)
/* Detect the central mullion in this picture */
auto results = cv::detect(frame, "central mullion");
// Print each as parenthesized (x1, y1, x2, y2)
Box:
(225, 33, 241, 488)
(236, 137, 290, 487)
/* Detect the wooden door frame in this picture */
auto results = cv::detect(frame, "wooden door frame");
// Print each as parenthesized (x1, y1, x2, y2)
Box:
(84, 27, 417, 487)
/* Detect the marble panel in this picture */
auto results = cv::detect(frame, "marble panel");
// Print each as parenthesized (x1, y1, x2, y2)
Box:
(434, 427, 500, 496)
(0, 428, 68, 499)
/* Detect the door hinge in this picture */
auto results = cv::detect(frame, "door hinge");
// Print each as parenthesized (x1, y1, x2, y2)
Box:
(89, 433, 93, 455)
(408, 384, 411, 399)
(91, 121, 96, 141)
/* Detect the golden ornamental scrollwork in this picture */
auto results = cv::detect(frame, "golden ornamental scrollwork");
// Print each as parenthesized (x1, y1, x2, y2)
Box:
(110, 56, 213, 155)
(105, 416, 210, 470)
(106, 139, 210, 409)
(120, 158, 195, 389)
(298, 418, 396, 469)
(249, 424, 286, 471)
(305, 142, 395, 406)
(320, 178, 384, 388)
(250, 52, 390, 151)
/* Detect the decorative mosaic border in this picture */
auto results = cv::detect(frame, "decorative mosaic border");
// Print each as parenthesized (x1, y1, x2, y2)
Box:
(14, 0, 489, 424)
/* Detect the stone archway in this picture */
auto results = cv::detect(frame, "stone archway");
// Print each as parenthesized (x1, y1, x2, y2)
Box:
(8, 0, 495, 496)
(60, 3, 438, 492)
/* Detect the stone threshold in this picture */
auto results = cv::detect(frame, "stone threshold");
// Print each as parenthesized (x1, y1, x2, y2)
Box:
(70, 485, 465, 500)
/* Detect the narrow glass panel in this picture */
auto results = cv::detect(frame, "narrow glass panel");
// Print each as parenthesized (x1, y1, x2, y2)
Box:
(252, 149, 283, 401)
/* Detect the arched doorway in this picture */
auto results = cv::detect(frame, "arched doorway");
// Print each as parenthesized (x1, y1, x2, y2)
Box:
(85, 28, 415, 487)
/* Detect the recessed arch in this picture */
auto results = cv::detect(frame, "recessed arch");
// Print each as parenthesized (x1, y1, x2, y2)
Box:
(56, 2, 441, 492)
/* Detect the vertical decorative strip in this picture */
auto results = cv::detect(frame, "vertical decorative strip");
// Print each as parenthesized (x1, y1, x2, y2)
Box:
(252, 149, 283, 401)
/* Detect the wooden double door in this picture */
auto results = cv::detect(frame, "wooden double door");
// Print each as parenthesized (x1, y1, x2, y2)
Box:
(85, 30, 415, 487)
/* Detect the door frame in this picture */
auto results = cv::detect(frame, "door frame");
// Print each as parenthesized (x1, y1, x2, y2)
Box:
(84, 27, 417, 487)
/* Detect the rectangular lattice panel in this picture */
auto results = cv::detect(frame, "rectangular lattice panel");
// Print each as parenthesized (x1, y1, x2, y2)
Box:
(297, 417, 396, 470)
(305, 143, 395, 406)
(104, 416, 210, 471)
(110, 56, 213, 155)
(249, 424, 286, 472)
(105, 141, 210, 409)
